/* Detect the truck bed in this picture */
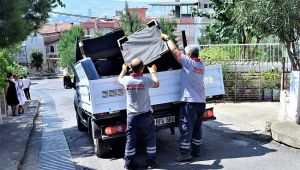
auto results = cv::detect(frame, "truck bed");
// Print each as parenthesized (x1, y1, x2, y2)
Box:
(76, 64, 225, 114)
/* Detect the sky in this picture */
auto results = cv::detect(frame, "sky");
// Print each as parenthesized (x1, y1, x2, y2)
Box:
(50, 0, 197, 20)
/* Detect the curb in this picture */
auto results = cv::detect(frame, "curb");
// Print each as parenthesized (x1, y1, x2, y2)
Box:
(29, 76, 64, 80)
(203, 121, 273, 143)
(17, 101, 41, 170)
(271, 121, 300, 149)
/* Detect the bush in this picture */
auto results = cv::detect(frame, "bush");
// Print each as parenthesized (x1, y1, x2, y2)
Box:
(31, 50, 44, 71)
(261, 70, 281, 88)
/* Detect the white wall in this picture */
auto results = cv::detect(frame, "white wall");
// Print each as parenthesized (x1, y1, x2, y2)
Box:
(16, 33, 47, 64)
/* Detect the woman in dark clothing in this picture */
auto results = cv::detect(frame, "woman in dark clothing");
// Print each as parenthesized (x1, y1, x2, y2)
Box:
(4, 73, 19, 116)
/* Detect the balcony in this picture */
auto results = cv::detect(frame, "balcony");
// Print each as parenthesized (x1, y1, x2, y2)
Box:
(47, 52, 59, 60)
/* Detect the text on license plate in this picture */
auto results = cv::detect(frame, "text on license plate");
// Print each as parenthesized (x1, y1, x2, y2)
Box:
(155, 116, 175, 126)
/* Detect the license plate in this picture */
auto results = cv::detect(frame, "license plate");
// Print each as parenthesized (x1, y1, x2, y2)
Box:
(155, 116, 175, 126)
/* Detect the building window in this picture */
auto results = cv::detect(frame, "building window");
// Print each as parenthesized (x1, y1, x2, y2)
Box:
(209, 4, 213, 8)
(19, 51, 26, 58)
(204, 4, 208, 8)
(50, 45, 55, 52)
(102, 28, 111, 34)
(31, 37, 38, 43)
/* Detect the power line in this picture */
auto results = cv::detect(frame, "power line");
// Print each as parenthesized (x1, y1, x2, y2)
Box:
(50, 11, 101, 19)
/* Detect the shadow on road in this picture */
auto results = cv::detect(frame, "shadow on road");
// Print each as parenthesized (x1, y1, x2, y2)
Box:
(64, 120, 277, 170)
(155, 120, 277, 170)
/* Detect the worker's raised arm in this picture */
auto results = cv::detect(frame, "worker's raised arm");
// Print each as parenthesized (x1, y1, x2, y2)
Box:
(118, 64, 128, 85)
(160, 34, 181, 63)
(147, 64, 159, 88)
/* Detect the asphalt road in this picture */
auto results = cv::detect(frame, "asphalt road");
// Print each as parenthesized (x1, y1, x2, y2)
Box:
(31, 78, 300, 170)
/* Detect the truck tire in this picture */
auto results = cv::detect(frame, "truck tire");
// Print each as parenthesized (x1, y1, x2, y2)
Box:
(76, 112, 87, 131)
(74, 102, 87, 131)
(91, 120, 111, 157)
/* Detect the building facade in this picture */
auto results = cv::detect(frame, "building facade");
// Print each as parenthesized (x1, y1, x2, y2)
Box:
(38, 23, 73, 72)
(80, 18, 118, 37)
(15, 33, 47, 67)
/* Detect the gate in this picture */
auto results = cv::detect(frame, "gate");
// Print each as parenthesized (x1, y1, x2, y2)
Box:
(199, 43, 291, 101)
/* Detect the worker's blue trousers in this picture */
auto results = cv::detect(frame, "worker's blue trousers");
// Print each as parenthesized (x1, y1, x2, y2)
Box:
(179, 102, 206, 155)
(124, 112, 156, 167)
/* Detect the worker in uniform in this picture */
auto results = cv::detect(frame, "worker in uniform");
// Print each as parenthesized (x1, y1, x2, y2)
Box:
(118, 58, 160, 169)
(161, 34, 206, 162)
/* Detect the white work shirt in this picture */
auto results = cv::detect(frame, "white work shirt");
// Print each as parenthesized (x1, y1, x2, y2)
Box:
(178, 52, 206, 103)
(22, 78, 31, 89)
(121, 73, 155, 117)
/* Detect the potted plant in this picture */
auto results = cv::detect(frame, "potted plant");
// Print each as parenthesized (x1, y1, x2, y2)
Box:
(271, 70, 281, 101)
(261, 70, 281, 101)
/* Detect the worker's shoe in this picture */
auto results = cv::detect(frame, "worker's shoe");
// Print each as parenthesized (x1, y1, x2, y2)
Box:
(176, 154, 192, 162)
(124, 162, 139, 170)
(191, 150, 201, 157)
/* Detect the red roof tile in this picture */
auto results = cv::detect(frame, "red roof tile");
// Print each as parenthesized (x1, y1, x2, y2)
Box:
(38, 23, 72, 34)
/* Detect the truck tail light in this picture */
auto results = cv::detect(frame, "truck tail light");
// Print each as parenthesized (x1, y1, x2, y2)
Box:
(204, 108, 215, 120)
(104, 124, 127, 136)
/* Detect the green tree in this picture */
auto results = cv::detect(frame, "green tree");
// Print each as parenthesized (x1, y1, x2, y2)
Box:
(193, 0, 265, 44)
(0, 50, 15, 88)
(0, 45, 22, 88)
(159, 18, 178, 42)
(0, 0, 64, 48)
(119, 1, 143, 35)
(58, 26, 84, 70)
(93, 31, 104, 38)
(253, 0, 300, 70)
(30, 50, 43, 71)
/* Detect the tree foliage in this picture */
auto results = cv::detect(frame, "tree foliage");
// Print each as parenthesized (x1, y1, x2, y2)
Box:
(159, 18, 178, 42)
(193, 0, 300, 63)
(93, 31, 104, 38)
(193, 0, 264, 44)
(0, 0, 64, 48)
(119, 1, 143, 35)
(253, 0, 300, 69)
(0, 46, 23, 88)
(58, 26, 84, 69)
(30, 50, 44, 71)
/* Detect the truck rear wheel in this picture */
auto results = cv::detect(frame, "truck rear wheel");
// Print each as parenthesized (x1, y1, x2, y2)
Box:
(74, 102, 87, 131)
(91, 120, 111, 157)
(76, 112, 87, 131)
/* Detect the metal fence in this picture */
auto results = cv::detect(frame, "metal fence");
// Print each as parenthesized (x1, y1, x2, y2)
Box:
(200, 43, 291, 101)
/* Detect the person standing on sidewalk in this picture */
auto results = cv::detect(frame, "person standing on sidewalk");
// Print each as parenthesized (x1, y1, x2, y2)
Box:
(22, 75, 31, 100)
(4, 73, 20, 116)
(161, 34, 206, 162)
(13, 74, 26, 114)
(118, 58, 160, 170)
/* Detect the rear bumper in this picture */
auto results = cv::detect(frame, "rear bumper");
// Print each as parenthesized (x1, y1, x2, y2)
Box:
(94, 104, 215, 141)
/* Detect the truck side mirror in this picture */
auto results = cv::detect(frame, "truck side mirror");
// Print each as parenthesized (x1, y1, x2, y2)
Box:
(63, 75, 73, 89)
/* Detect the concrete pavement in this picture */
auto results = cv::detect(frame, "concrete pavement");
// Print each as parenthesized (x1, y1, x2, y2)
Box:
(206, 102, 300, 149)
(1, 99, 299, 170)
(0, 100, 40, 170)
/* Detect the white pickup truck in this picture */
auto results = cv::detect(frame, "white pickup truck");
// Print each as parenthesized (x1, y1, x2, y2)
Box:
(69, 24, 225, 157)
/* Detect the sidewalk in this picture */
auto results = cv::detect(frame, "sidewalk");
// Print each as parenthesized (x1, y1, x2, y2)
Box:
(0, 100, 40, 170)
(206, 102, 300, 149)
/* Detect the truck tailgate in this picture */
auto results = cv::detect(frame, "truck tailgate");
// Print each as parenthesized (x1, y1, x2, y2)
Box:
(76, 65, 224, 114)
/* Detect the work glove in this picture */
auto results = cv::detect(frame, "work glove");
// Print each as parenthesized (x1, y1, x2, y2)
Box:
(147, 64, 157, 73)
(160, 34, 171, 41)
(122, 63, 129, 71)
